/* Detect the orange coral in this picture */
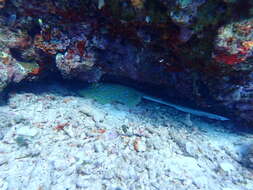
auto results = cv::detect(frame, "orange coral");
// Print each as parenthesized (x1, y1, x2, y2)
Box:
(130, 0, 144, 8)
(242, 41, 253, 50)
(2, 56, 10, 65)
(29, 68, 41, 75)
(214, 40, 253, 65)
(34, 34, 58, 54)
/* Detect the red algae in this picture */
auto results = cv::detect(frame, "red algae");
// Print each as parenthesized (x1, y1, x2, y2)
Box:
(214, 53, 245, 65)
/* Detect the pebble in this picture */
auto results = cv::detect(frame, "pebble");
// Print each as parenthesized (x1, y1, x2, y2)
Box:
(76, 176, 90, 188)
(94, 141, 104, 152)
(135, 139, 147, 152)
(0, 156, 9, 166)
(219, 162, 235, 173)
(16, 126, 38, 137)
(184, 141, 199, 158)
(80, 105, 105, 123)
(0, 178, 8, 190)
(105, 130, 119, 140)
(52, 159, 69, 171)
(193, 176, 209, 189)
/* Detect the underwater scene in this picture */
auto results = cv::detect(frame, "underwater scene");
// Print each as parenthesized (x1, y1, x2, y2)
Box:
(0, 0, 253, 190)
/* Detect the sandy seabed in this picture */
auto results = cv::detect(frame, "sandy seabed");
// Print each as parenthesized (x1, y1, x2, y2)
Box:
(0, 82, 252, 190)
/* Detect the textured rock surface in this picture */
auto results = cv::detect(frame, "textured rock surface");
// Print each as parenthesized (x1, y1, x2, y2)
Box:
(209, 18, 253, 125)
(0, 0, 253, 126)
(0, 23, 40, 91)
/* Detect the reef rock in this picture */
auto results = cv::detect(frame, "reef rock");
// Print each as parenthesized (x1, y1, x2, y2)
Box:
(209, 18, 253, 125)
(0, 0, 253, 126)
(0, 24, 40, 92)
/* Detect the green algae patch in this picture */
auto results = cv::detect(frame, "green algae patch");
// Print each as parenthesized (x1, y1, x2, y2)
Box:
(19, 61, 39, 72)
(78, 83, 143, 107)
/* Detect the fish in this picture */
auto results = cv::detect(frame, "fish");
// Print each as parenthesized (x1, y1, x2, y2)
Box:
(142, 95, 230, 121)
(79, 83, 230, 121)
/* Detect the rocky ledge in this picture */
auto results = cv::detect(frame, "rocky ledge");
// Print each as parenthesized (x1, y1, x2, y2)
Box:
(0, 0, 253, 126)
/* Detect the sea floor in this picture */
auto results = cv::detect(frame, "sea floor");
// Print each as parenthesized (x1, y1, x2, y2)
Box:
(0, 82, 252, 190)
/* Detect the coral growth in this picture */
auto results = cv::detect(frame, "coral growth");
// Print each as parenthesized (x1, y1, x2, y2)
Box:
(0, 0, 253, 125)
